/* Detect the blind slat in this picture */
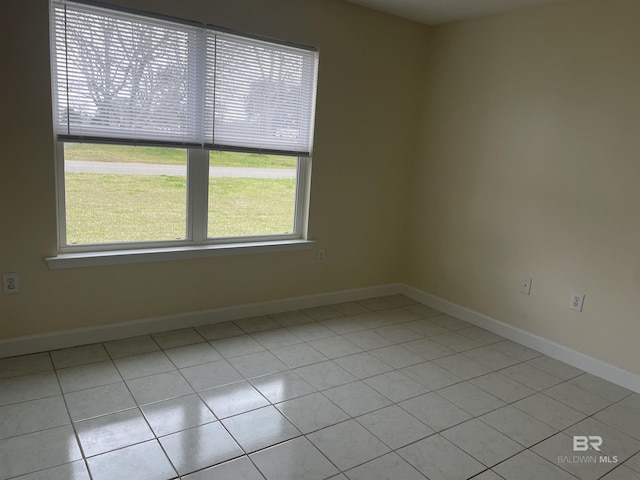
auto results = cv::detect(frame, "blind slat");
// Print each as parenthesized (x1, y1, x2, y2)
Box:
(52, 0, 317, 155)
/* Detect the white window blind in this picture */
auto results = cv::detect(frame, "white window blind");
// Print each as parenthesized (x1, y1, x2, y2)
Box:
(52, 0, 318, 156)
(210, 32, 317, 154)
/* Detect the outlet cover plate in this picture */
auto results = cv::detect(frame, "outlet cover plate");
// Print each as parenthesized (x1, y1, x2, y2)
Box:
(570, 293, 585, 312)
(520, 276, 532, 295)
(3, 273, 19, 294)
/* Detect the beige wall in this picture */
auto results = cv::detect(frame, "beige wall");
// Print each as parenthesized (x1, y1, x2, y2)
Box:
(2, 0, 639, 377)
(0, 0, 425, 338)
(408, 0, 640, 373)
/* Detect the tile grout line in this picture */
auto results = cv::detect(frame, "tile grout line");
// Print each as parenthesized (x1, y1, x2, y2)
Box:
(49, 349, 96, 480)
(2, 296, 639, 480)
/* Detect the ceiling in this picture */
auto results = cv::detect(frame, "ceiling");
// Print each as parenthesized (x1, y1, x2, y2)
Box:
(343, 0, 572, 25)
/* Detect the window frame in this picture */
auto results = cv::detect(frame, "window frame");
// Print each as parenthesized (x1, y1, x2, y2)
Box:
(48, 0, 317, 261)
(54, 142, 311, 254)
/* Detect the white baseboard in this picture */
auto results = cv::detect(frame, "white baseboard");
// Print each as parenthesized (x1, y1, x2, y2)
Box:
(0, 283, 403, 358)
(402, 285, 640, 394)
(3, 281, 638, 394)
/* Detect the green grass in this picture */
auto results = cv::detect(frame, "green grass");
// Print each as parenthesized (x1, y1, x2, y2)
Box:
(65, 172, 295, 244)
(64, 143, 297, 169)
(208, 177, 295, 237)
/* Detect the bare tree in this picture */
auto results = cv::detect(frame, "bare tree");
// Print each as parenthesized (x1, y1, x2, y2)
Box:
(215, 40, 305, 140)
(61, 10, 191, 134)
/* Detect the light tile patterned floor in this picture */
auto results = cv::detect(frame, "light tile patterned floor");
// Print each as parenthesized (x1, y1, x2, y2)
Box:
(1, 295, 639, 480)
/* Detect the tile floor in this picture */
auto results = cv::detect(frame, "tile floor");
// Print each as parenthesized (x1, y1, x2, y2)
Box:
(1, 295, 639, 480)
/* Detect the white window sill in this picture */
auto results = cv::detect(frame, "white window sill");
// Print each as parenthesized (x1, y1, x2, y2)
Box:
(46, 240, 315, 269)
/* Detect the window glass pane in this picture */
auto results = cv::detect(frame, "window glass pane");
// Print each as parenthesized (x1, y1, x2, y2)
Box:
(64, 143, 187, 244)
(207, 152, 297, 238)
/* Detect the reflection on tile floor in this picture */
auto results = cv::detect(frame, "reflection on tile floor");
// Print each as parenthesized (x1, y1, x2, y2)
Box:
(1, 295, 639, 480)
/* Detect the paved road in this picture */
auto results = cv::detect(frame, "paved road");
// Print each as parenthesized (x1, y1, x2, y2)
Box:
(65, 160, 296, 179)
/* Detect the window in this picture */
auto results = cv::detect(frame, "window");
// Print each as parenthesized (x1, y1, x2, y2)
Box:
(50, 0, 318, 255)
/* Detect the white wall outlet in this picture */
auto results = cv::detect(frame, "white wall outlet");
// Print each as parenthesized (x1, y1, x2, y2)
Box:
(3, 273, 19, 294)
(316, 249, 326, 264)
(520, 276, 532, 295)
(570, 293, 585, 312)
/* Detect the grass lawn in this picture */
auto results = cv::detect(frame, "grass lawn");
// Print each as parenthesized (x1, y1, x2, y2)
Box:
(64, 143, 297, 169)
(65, 173, 296, 244)
(208, 177, 295, 238)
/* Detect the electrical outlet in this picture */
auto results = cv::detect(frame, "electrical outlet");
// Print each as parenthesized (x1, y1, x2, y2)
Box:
(316, 249, 326, 264)
(520, 276, 532, 295)
(570, 293, 585, 312)
(3, 273, 19, 294)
